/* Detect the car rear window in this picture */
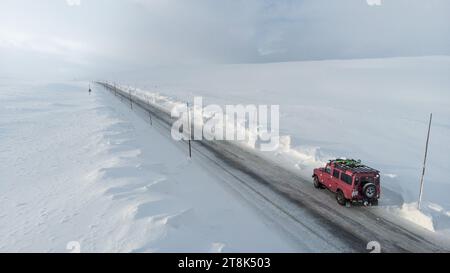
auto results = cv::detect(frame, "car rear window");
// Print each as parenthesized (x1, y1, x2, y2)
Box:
(341, 173, 353, 185)
(333, 169, 340, 178)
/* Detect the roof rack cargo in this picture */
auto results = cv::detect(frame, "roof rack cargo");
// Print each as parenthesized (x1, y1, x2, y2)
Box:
(330, 158, 379, 173)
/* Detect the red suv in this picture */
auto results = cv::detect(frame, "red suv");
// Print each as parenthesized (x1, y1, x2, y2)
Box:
(312, 159, 380, 206)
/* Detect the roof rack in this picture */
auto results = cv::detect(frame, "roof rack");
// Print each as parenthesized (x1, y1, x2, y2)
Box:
(330, 158, 379, 173)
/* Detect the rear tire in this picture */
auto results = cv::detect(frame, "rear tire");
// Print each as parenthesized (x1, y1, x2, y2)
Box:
(362, 183, 377, 200)
(313, 176, 323, 189)
(336, 190, 347, 206)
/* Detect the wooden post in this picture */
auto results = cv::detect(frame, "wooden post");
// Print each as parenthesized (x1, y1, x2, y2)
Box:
(129, 89, 133, 109)
(418, 113, 432, 210)
(149, 110, 153, 125)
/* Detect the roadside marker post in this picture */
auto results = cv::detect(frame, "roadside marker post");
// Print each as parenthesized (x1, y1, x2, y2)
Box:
(418, 113, 433, 210)
(129, 88, 133, 109)
(149, 110, 153, 126)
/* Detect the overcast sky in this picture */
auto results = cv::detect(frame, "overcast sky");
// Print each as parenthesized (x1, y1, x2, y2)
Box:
(0, 0, 449, 80)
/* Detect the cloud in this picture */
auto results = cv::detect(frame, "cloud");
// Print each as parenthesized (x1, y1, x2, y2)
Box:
(0, 27, 94, 64)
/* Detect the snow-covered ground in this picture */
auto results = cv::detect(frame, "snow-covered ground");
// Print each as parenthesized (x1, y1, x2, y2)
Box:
(125, 56, 450, 234)
(0, 80, 296, 252)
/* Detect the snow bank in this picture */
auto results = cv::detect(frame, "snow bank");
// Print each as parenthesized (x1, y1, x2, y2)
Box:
(113, 83, 330, 181)
(387, 203, 435, 232)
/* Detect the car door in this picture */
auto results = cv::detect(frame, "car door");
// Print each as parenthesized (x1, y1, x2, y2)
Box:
(322, 164, 334, 190)
(339, 172, 354, 199)
(330, 168, 341, 192)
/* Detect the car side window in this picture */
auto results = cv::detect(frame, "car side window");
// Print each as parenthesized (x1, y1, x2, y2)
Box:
(325, 166, 331, 174)
(341, 173, 353, 185)
(333, 169, 340, 179)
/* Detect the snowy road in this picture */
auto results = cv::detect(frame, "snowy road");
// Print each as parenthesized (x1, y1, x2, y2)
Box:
(99, 82, 450, 252)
